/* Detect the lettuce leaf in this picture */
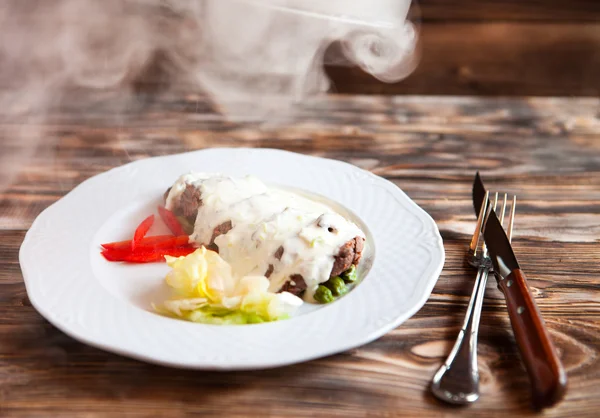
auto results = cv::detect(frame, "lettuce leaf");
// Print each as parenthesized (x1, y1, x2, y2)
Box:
(156, 247, 302, 324)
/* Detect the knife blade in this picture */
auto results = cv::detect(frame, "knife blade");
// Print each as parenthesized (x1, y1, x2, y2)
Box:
(483, 209, 567, 409)
(483, 206, 520, 277)
(472, 171, 486, 217)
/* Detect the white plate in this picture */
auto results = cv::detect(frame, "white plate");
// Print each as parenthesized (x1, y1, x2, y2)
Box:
(20, 148, 444, 370)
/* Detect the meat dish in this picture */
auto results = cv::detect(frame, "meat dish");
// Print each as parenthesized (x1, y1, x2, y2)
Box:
(164, 173, 366, 302)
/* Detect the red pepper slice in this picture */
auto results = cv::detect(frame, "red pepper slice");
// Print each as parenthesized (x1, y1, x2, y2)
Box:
(101, 246, 196, 263)
(132, 214, 155, 250)
(101, 235, 190, 251)
(102, 234, 174, 250)
(157, 206, 186, 236)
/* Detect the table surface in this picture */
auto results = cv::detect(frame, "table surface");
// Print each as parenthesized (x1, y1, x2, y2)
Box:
(1, 92, 599, 417)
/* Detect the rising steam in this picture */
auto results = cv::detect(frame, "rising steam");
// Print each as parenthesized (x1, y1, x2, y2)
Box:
(0, 0, 417, 193)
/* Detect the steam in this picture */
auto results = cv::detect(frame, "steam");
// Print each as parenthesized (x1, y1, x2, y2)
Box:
(0, 0, 417, 193)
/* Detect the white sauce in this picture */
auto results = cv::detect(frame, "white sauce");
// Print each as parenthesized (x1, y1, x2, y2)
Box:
(165, 173, 365, 300)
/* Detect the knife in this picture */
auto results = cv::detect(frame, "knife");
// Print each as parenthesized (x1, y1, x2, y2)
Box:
(472, 172, 486, 217)
(483, 207, 567, 409)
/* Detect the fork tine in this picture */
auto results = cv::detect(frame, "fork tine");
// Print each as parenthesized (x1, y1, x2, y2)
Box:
(507, 195, 516, 242)
(469, 191, 490, 255)
(499, 193, 508, 225)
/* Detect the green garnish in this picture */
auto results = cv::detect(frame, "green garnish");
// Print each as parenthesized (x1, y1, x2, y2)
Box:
(313, 266, 359, 304)
(325, 277, 348, 297)
(341, 264, 357, 283)
(310, 237, 324, 248)
(314, 285, 334, 303)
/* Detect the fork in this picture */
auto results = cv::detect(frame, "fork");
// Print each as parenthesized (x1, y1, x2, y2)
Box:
(430, 190, 516, 404)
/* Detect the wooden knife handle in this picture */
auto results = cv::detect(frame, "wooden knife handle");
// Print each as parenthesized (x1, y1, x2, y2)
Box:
(497, 268, 567, 409)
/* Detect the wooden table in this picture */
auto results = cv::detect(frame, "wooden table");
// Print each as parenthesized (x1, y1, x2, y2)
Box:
(1, 93, 599, 417)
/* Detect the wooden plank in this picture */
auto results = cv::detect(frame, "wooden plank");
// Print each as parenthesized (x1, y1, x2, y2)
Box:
(1, 95, 599, 416)
(413, 0, 600, 22)
(1, 95, 599, 230)
(325, 23, 600, 96)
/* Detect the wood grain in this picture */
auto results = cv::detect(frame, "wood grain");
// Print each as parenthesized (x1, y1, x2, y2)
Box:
(0, 93, 599, 417)
(325, 22, 600, 97)
(324, 0, 600, 97)
(412, 0, 600, 22)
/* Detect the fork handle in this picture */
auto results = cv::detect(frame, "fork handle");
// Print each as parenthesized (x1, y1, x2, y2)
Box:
(496, 268, 567, 409)
(430, 265, 490, 404)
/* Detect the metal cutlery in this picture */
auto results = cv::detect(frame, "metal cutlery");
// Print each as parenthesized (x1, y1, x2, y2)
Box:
(431, 178, 514, 404)
(431, 172, 567, 409)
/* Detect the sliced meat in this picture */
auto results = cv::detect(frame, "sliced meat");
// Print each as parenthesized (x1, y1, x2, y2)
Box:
(265, 264, 274, 278)
(274, 246, 284, 260)
(164, 184, 202, 223)
(331, 236, 364, 277)
(206, 220, 234, 253)
(210, 221, 233, 244)
(277, 237, 360, 297)
(315, 214, 364, 276)
(180, 184, 203, 220)
(353, 236, 365, 265)
(331, 240, 354, 277)
(278, 274, 307, 297)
